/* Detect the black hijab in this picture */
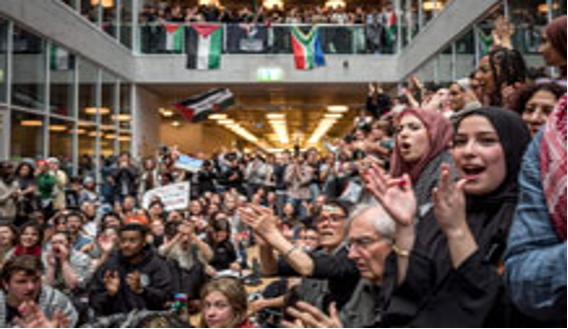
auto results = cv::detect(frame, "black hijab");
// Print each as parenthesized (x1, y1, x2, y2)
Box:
(417, 107, 531, 274)
(382, 107, 533, 328)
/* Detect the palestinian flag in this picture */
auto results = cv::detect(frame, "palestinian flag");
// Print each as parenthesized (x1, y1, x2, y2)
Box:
(291, 26, 326, 70)
(49, 44, 72, 70)
(477, 27, 494, 56)
(384, 11, 397, 46)
(174, 88, 234, 123)
(186, 24, 223, 70)
(164, 23, 185, 53)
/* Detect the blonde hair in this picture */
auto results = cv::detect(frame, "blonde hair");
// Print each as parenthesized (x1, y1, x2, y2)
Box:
(199, 278, 249, 328)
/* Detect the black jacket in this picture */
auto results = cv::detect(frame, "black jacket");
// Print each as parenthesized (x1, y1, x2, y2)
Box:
(89, 248, 173, 316)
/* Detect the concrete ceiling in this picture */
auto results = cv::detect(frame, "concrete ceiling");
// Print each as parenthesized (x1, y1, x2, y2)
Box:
(145, 82, 396, 148)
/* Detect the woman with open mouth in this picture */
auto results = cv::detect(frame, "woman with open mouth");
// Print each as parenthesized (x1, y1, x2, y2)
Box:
(366, 107, 533, 327)
(390, 108, 455, 218)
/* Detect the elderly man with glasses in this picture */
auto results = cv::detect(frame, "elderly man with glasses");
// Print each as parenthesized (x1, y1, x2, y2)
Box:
(239, 200, 360, 312)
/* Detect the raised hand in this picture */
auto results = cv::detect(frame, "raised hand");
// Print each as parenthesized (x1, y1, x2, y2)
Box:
(433, 164, 468, 236)
(126, 271, 143, 294)
(238, 204, 279, 239)
(98, 233, 116, 255)
(363, 163, 417, 227)
(15, 301, 68, 328)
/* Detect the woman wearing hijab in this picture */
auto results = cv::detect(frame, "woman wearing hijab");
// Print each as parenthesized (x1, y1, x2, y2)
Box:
(540, 15, 567, 84)
(365, 107, 531, 327)
(504, 94, 567, 325)
(390, 109, 454, 217)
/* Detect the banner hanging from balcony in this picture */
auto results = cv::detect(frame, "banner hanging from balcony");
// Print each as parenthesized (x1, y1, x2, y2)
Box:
(291, 26, 326, 70)
(186, 24, 223, 70)
(164, 23, 185, 53)
(174, 88, 234, 123)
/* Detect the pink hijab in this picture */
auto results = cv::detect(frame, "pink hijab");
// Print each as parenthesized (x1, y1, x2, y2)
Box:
(391, 109, 454, 182)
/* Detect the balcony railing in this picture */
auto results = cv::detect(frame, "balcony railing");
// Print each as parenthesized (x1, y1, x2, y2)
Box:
(137, 23, 399, 56)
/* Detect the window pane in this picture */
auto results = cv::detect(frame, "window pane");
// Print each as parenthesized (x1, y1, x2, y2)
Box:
(11, 111, 45, 160)
(12, 26, 46, 110)
(101, 70, 116, 129)
(102, 129, 117, 157)
(119, 83, 131, 130)
(121, 0, 133, 48)
(509, 0, 548, 54)
(82, 0, 101, 25)
(78, 59, 99, 122)
(49, 43, 76, 117)
(102, 0, 117, 38)
(119, 131, 131, 154)
(78, 122, 97, 176)
(49, 118, 74, 161)
(0, 19, 7, 104)
(455, 30, 475, 79)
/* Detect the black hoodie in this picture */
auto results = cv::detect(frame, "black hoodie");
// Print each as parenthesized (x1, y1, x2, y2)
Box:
(89, 247, 173, 316)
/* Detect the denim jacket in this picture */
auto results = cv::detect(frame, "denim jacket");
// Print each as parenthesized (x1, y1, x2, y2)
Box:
(504, 133, 567, 322)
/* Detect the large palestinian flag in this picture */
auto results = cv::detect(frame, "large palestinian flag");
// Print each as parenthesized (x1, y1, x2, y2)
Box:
(174, 88, 234, 123)
(186, 24, 223, 70)
(291, 26, 326, 70)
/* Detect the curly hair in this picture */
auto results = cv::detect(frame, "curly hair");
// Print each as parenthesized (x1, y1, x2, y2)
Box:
(487, 47, 528, 106)
(511, 82, 566, 115)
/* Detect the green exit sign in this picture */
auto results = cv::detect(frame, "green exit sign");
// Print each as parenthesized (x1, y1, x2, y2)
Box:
(257, 68, 284, 82)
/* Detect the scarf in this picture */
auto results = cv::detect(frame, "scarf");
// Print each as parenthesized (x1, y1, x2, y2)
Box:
(541, 94, 567, 241)
(14, 245, 42, 258)
(391, 109, 454, 182)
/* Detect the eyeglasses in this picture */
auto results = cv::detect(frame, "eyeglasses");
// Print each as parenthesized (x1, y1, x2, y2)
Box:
(313, 214, 346, 225)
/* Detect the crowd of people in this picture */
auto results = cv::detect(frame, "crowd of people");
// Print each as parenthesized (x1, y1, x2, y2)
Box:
(140, 2, 397, 25)
(0, 13, 566, 328)
(139, 2, 398, 54)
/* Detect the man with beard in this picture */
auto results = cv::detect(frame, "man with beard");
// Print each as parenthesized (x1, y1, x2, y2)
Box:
(89, 224, 173, 316)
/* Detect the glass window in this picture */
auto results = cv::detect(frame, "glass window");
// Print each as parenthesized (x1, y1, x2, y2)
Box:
(119, 82, 131, 130)
(455, 30, 476, 79)
(402, 0, 419, 46)
(509, 0, 548, 54)
(82, 0, 101, 25)
(118, 131, 131, 153)
(121, 0, 133, 49)
(11, 111, 45, 160)
(102, 129, 117, 157)
(78, 121, 97, 158)
(78, 59, 99, 122)
(49, 118, 74, 160)
(102, 0, 118, 38)
(0, 105, 8, 160)
(12, 26, 46, 111)
(101, 70, 117, 136)
(0, 19, 7, 104)
(49, 43, 76, 117)
(438, 45, 453, 83)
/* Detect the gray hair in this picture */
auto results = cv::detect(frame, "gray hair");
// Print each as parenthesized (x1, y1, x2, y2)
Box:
(349, 203, 396, 242)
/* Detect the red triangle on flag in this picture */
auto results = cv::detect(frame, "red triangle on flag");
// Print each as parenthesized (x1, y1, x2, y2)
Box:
(164, 23, 181, 34)
(191, 24, 222, 38)
(174, 104, 196, 122)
